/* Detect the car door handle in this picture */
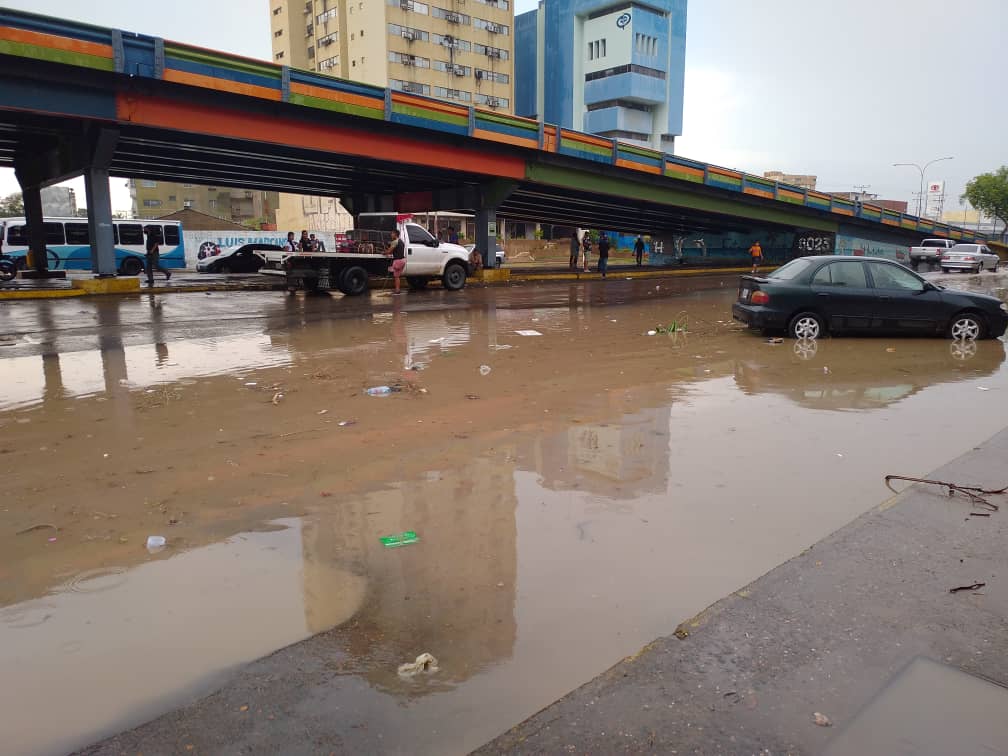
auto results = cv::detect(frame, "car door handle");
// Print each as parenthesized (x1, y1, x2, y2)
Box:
(879, 295, 892, 301)
(407, 250, 413, 255)
(817, 292, 829, 297)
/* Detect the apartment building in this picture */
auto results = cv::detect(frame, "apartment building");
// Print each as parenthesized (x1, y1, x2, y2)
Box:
(129, 180, 279, 227)
(763, 172, 817, 192)
(270, 0, 515, 112)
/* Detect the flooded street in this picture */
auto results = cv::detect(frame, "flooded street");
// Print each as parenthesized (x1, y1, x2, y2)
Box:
(3, 276, 1008, 755)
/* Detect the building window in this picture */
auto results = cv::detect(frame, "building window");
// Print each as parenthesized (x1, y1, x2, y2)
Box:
(141, 180, 157, 188)
(389, 0, 430, 13)
(433, 33, 471, 51)
(474, 93, 509, 108)
(390, 79, 431, 96)
(473, 43, 508, 60)
(474, 18, 509, 35)
(474, 68, 508, 84)
(168, 195, 177, 201)
(316, 8, 337, 24)
(142, 199, 162, 208)
(473, 0, 508, 8)
(209, 199, 217, 210)
(184, 199, 194, 208)
(433, 86, 471, 102)
(585, 64, 667, 82)
(318, 32, 338, 47)
(435, 60, 471, 76)
(319, 55, 339, 70)
(390, 51, 431, 68)
(432, 6, 469, 23)
(306, 24, 313, 36)
(389, 24, 430, 42)
(308, 46, 315, 58)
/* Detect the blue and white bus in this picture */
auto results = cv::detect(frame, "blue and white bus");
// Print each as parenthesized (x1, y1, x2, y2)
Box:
(0, 217, 185, 275)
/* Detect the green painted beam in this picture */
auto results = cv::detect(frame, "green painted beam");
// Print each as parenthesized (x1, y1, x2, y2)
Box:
(526, 162, 839, 233)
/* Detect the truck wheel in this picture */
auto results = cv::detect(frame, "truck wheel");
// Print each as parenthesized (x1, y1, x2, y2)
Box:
(342, 266, 369, 296)
(406, 276, 429, 291)
(442, 262, 467, 291)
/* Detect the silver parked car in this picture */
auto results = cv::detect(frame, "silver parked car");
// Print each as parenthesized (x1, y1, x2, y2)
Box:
(940, 243, 1000, 274)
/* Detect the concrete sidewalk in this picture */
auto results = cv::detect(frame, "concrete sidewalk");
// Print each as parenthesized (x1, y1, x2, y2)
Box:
(477, 431, 1008, 754)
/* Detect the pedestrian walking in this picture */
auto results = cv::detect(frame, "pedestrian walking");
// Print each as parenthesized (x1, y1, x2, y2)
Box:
(634, 235, 646, 267)
(597, 233, 611, 278)
(385, 229, 407, 294)
(581, 232, 592, 272)
(749, 240, 763, 273)
(569, 233, 580, 270)
(144, 226, 171, 286)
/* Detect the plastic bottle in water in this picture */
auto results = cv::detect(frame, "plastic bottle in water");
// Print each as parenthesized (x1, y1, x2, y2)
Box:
(366, 386, 393, 396)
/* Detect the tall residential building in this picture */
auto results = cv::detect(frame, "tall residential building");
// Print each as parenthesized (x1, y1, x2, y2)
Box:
(269, 0, 515, 112)
(129, 180, 279, 227)
(763, 171, 817, 191)
(515, 1, 687, 151)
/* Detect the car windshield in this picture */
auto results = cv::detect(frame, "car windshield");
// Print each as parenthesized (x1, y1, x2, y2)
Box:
(767, 258, 814, 280)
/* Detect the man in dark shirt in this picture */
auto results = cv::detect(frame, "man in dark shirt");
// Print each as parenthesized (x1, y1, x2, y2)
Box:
(634, 235, 646, 267)
(385, 229, 407, 294)
(597, 233, 611, 278)
(144, 226, 171, 286)
(299, 230, 312, 252)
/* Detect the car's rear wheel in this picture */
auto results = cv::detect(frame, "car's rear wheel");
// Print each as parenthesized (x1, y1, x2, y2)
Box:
(948, 312, 985, 341)
(788, 312, 824, 340)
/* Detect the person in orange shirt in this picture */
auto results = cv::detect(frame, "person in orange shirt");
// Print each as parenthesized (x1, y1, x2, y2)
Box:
(749, 240, 763, 273)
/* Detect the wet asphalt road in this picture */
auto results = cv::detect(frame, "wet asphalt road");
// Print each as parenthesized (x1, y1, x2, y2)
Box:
(3, 272, 1008, 755)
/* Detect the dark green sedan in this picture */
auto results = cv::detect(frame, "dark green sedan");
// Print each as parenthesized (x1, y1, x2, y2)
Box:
(732, 255, 1008, 340)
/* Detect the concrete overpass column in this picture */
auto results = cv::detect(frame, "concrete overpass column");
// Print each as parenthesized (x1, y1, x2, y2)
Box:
(84, 166, 116, 277)
(20, 185, 54, 278)
(476, 208, 498, 269)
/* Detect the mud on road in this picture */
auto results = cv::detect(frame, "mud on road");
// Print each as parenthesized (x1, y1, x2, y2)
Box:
(2, 277, 1008, 755)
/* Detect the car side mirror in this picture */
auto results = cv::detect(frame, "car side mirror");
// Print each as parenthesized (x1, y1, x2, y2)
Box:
(921, 281, 936, 292)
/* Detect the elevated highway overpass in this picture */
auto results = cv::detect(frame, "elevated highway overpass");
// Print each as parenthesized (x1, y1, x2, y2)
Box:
(0, 8, 983, 276)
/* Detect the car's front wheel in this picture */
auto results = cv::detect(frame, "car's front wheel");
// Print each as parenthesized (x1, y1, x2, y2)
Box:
(788, 312, 825, 340)
(948, 312, 985, 341)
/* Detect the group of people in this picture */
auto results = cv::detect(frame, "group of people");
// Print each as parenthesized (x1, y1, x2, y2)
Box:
(284, 230, 327, 254)
(569, 232, 650, 277)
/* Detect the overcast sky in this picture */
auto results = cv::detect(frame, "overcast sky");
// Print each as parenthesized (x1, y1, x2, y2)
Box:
(1, 0, 1005, 219)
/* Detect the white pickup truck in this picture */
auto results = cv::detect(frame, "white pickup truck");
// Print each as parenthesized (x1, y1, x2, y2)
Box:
(909, 238, 956, 268)
(282, 213, 471, 295)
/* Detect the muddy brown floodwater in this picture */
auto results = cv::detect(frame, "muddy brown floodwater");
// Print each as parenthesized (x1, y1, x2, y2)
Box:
(2, 281, 1008, 755)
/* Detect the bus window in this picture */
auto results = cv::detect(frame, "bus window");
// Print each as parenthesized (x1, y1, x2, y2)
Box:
(163, 225, 180, 245)
(44, 222, 66, 245)
(7, 225, 27, 245)
(118, 223, 144, 245)
(65, 223, 90, 245)
(112, 225, 119, 244)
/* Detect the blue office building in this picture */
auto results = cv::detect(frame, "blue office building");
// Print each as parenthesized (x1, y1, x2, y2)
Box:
(515, 1, 687, 151)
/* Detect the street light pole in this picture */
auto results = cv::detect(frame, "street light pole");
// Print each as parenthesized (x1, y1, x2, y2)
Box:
(893, 157, 953, 218)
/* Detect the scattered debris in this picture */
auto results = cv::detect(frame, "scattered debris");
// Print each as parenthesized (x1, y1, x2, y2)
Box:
(380, 530, 419, 548)
(146, 535, 167, 552)
(515, 329, 543, 337)
(244, 382, 257, 387)
(949, 582, 986, 594)
(338, 420, 356, 427)
(397, 652, 438, 677)
(47, 537, 57, 543)
(969, 512, 991, 517)
(977, 387, 990, 391)
(271, 392, 284, 405)
(16, 523, 57, 536)
(885, 347, 896, 353)
(317, 409, 328, 415)
(813, 712, 832, 727)
(465, 394, 480, 400)
(366, 385, 398, 396)
(479, 365, 492, 376)
(766, 337, 784, 344)
(647, 330, 657, 336)
(884, 475, 1003, 512)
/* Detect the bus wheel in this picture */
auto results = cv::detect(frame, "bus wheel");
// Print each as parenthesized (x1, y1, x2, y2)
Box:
(120, 257, 144, 276)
